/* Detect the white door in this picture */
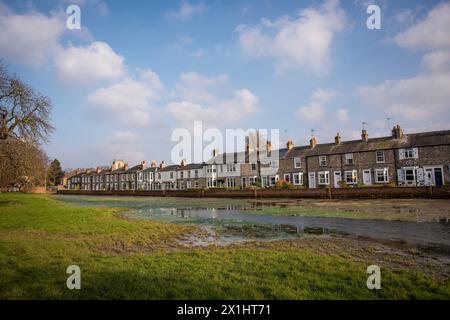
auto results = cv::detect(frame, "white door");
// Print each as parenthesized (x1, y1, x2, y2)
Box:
(334, 171, 342, 188)
(308, 172, 316, 189)
(363, 169, 372, 185)
(424, 168, 433, 186)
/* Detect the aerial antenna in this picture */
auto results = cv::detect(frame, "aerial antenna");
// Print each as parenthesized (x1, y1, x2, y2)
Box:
(387, 117, 392, 132)
(310, 128, 315, 136)
(284, 129, 288, 144)
(362, 122, 367, 130)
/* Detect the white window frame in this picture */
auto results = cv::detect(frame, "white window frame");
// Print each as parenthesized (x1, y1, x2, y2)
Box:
(319, 156, 327, 167)
(344, 170, 358, 184)
(345, 153, 354, 165)
(294, 157, 301, 169)
(293, 172, 303, 185)
(318, 171, 330, 185)
(375, 168, 389, 184)
(376, 151, 385, 163)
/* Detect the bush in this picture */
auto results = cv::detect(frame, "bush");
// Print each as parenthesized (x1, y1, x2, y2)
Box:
(275, 180, 295, 189)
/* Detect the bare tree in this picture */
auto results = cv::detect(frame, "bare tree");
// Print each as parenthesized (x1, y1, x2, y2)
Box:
(0, 138, 49, 191)
(0, 63, 54, 143)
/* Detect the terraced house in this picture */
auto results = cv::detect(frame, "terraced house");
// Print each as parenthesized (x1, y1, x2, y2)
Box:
(67, 126, 450, 191)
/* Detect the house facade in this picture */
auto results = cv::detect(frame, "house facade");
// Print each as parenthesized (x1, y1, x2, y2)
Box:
(67, 126, 450, 191)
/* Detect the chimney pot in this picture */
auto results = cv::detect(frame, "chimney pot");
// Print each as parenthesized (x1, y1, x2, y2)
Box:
(181, 159, 187, 167)
(286, 139, 294, 151)
(392, 124, 404, 139)
(361, 129, 369, 142)
(335, 133, 341, 145)
(310, 136, 317, 149)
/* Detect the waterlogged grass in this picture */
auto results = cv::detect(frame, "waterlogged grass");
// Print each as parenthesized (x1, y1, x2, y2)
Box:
(0, 193, 448, 299)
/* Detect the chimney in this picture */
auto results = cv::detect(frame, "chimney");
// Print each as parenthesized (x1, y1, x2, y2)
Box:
(151, 161, 157, 168)
(310, 136, 317, 149)
(286, 139, 294, 151)
(96, 167, 101, 174)
(124, 163, 128, 171)
(392, 124, 404, 140)
(141, 160, 147, 169)
(335, 133, 341, 145)
(361, 129, 369, 142)
(267, 141, 272, 155)
(159, 161, 166, 169)
(181, 159, 187, 167)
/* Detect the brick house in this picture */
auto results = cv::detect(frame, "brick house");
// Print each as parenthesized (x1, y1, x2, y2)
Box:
(67, 125, 450, 191)
(279, 126, 450, 188)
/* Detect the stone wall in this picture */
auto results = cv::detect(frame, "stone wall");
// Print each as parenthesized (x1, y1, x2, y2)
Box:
(58, 186, 450, 199)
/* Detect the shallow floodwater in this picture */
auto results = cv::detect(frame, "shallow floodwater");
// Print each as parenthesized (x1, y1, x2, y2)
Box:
(54, 195, 450, 247)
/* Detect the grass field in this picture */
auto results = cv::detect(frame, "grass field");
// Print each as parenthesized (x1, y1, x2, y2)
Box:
(0, 193, 448, 299)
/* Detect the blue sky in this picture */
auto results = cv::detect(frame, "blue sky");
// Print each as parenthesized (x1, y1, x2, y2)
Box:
(1, 0, 449, 169)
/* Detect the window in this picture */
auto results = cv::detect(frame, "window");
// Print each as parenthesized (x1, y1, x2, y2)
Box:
(345, 153, 354, 165)
(157, 173, 161, 179)
(400, 148, 418, 160)
(319, 156, 327, 167)
(227, 177, 236, 187)
(376, 151, 385, 163)
(251, 163, 257, 171)
(170, 172, 174, 179)
(226, 164, 236, 172)
(283, 174, 291, 182)
(318, 171, 330, 185)
(404, 149, 414, 159)
(293, 173, 303, 185)
(404, 168, 416, 183)
(188, 170, 191, 178)
(194, 170, 198, 178)
(294, 157, 301, 168)
(179, 171, 183, 179)
(375, 168, 389, 183)
(345, 170, 358, 184)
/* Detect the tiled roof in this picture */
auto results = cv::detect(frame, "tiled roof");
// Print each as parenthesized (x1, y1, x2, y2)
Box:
(283, 130, 450, 158)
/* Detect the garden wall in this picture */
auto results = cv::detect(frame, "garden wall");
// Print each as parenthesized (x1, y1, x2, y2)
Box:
(57, 186, 450, 199)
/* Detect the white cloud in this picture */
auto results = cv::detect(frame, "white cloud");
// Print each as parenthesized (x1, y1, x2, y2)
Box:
(336, 109, 349, 122)
(297, 102, 324, 122)
(167, 73, 259, 126)
(311, 88, 336, 103)
(0, 5, 65, 66)
(55, 41, 126, 83)
(175, 72, 229, 103)
(87, 69, 164, 127)
(296, 88, 336, 121)
(97, 130, 146, 165)
(236, 0, 346, 74)
(359, 3, 450, 126)
(394, 2, 450, 50)
(167, 1, 206, 21)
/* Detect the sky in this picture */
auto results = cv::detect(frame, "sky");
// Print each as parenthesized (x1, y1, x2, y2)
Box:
(1, 0, 449, 169)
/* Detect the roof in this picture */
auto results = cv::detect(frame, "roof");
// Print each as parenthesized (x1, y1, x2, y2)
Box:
(142, 166, 159, 173)
(178, 163, 204, 170)
(160, 164, 180, 172)
(283, 130, 450, 158)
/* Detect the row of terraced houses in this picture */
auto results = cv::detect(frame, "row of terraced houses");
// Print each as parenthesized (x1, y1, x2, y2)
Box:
(66, 125, 450, 191)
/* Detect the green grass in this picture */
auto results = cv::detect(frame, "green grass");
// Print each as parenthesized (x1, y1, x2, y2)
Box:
(0, 193, 448, 299)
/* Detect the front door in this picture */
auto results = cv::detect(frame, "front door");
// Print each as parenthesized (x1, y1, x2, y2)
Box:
(363, 169, 372, 185)
(425, 168, 433, 186)
(435, 168, 444, 186)
(308, 172, 316, 189)
(334, 171, 341, 188)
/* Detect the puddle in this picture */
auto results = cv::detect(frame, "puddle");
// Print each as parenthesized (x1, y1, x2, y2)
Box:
(54, 195, 450, 247)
